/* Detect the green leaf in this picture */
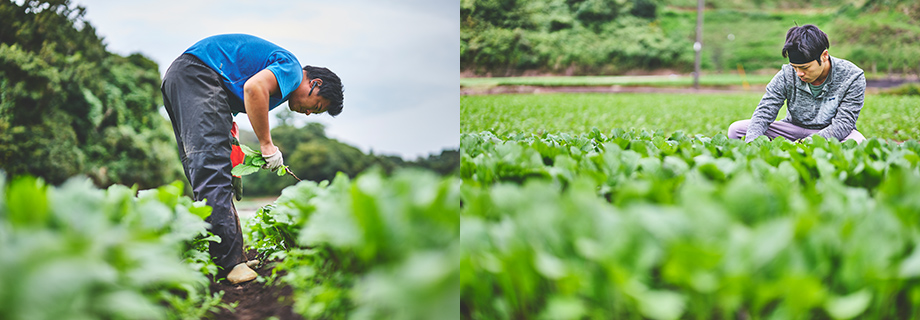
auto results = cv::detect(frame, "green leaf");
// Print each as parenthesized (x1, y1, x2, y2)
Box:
(7, 176, 49, 227)
(638, 290, 685, 320)
(824, 289, 872, 319)
(200, 234, 221, 243)
(252, 156, 267, 166)
(277, 166, 288, 177)
(534, 251, 566, 280)
(899, 245, 920, 278)
(239, 144, 259, 156)
(231, 164, 261, 176)
(187, 200, 213, 220)
(539, 295, 586, 320)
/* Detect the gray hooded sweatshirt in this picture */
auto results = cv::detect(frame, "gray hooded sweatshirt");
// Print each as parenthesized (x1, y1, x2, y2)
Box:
(745, 56, 866, 142)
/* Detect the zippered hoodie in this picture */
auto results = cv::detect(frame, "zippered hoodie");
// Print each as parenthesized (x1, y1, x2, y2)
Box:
(745, 56, 866, 142)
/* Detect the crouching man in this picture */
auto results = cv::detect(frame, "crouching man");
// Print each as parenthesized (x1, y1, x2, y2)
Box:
(728, 24, 866, 143)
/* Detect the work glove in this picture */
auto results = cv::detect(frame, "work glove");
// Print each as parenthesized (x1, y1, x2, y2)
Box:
(262, 149, 284, 171)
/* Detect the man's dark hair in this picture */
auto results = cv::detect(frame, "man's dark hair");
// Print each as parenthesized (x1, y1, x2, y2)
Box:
(303, 65, 344, 116)
(782, 24, 830, 65)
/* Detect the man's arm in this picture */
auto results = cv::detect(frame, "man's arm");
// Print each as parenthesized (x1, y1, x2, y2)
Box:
(243, 69, 280, 155)
(815, 72, 865, 141)
(744, 68, 789, 142)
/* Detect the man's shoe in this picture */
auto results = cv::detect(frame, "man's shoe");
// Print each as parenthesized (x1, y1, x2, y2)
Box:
(227, 262, 258, 284)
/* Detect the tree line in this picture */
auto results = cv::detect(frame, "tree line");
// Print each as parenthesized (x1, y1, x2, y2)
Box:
(461, 0, 691, 76)
(0, 0, 182, 189)
(461, 0, 920, 77)
(237, 122, 459, 196)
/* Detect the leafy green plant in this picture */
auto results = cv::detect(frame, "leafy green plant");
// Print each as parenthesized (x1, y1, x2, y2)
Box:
(461, 92, 920, 142)
(231, 144, 300, 181)
(460, 130, 920, 319)
(161, 286, 238, 320)
(0, 173, 224, 320)
(245, 169, 460, 319)
(883, 83, 920, 96)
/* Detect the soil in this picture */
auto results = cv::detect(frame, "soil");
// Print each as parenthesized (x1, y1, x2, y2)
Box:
(866, 77, 920, 88)
(461, 84, 765, 95)
(207, 250, 303, 320)
(460, 77, 920, 95)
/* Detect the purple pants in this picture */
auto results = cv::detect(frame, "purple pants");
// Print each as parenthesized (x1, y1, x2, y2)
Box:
(728, 119, 866, 143)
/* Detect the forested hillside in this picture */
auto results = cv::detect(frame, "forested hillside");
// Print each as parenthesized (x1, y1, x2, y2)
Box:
(461, 0, 920, 76)
(0, 0, 183, 188)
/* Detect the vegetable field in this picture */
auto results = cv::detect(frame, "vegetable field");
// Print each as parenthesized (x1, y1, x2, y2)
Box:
(461, 93, 920, 142)
(0, 176, 226, 320)
(244, 169, 459, 319)
(460, 93, 920, 319)
(0, 169, 460, 319)
(459, 74, 776, 89)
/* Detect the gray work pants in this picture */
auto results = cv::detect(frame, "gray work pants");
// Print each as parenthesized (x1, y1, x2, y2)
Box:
(161, 54, 244, 273)
(728, 119, 866, 143)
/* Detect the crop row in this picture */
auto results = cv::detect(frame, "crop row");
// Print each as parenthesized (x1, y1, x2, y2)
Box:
(0, 175, 226, 320)
(245, 169, 460, 319)
(0, 168, 462, 320)
(460, 130, 920, 319)
(460, 93, 920, 142)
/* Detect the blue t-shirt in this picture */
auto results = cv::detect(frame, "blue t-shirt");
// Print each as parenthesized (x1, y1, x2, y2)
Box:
(184, 34, 302, 112)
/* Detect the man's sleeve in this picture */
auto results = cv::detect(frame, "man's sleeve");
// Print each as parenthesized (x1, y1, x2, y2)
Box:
(265, 51, 302, 99)
(744, 68, 789, 142)
(815, 72, 865, 141)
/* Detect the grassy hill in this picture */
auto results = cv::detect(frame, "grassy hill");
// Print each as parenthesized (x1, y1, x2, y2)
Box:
(461, 0, 920, 77)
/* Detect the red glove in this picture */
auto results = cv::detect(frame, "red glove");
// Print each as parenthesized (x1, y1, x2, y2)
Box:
(231, 122, 244, 177)
(231, 122, 244, 200)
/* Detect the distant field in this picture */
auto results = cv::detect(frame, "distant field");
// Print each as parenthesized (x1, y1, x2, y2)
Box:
(460, 74, 776, 88)
(461, 92, 920, 141)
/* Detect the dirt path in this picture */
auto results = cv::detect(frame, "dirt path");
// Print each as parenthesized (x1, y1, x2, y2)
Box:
(461, 78, 918, 95)
(461, 84, 763, 95)
(208, 250, 302, 320)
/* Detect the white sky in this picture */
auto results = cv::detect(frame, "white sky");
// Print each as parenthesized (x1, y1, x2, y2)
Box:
(71, 0, 459, 159)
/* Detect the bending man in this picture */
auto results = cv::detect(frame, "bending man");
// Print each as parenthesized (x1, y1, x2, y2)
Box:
(161, 34, 344, 283)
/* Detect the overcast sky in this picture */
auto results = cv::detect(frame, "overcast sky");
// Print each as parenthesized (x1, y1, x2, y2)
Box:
(71, 0, 459, 159)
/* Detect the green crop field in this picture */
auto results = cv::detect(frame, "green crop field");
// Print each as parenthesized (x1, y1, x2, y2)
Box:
(0, 169, 459, 320)
(460, 74, 776, 89)
(0, 176, 227, 319)
(243, 169, 459, 319)
(461, 93, 920, 142)
(460, 92, 920, 319)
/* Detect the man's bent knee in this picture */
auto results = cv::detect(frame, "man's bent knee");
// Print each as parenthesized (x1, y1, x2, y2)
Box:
(728, 120, 749, 140)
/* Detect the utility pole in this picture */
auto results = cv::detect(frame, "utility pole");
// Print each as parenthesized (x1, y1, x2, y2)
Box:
(694, 0, 703, 90)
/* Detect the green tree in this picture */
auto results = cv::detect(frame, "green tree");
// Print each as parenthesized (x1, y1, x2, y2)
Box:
(0, 0, 183, 188)
(238, 122, 458, 196)
(461, 0, 690, 75)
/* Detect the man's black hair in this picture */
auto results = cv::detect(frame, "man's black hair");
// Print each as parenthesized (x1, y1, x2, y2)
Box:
(303, 66, 344, 116)
(782, 24, 830, 65)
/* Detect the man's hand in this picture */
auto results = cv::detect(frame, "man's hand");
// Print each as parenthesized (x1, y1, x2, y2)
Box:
(262, 147, 284, 170)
